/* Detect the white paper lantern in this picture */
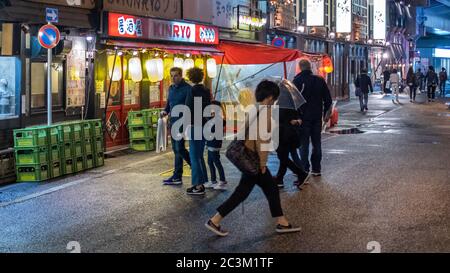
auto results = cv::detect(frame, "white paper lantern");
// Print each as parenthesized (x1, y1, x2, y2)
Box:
(207, 58, 217, 78)
(174, 57, 184, 68)
(108, 55, 122, 81)
(146, 58, 164, 82)
(128, 57, 143, 82)
(183, 58, 195, 77)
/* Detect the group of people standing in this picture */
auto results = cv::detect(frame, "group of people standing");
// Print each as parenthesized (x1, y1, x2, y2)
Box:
(159, 60, 332, 237)
(381, 66, 447, 104)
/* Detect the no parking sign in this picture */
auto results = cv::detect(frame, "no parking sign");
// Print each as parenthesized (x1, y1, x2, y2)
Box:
(38, 24, 60, 49)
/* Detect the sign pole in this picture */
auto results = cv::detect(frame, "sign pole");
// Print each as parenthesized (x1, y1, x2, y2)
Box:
(47, 47, 53, 125)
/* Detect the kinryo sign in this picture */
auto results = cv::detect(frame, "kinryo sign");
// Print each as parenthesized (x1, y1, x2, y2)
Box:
(336, 0, 351, 33)
(373, 0, 387, 40)
(108, 13, 219, 45)
(306, 0, 325, 26)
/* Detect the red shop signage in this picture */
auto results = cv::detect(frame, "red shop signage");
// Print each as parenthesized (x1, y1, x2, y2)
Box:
(108, 12, 219, 45)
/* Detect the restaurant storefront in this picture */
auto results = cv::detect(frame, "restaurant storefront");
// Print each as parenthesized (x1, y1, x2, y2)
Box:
(95, 12, 221, 148)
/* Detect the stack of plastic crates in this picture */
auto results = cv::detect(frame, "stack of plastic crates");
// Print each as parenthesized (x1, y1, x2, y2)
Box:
(128, 109, 161, 152)
(13, 126, 55, 182)
(13, 120, 105, 183)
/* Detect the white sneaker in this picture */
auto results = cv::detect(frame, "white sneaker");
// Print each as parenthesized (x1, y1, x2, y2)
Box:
(204, 181, 217, 189)
(214, 181, 228, 190)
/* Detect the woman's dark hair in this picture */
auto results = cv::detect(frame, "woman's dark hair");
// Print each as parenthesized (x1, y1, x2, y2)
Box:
(255, 80, 280, 102)
(392, 69, 398, 73)
(429, 66, 434, 72)
(187, 67, 204, 84)
(361, 68, 368, 73)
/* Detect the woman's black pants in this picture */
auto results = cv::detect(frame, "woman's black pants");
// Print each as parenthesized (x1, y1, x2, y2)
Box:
(217, 170, 283, 218)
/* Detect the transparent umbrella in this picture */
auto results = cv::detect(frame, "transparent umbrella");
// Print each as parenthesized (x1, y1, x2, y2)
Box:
(275, 79, 306, 110)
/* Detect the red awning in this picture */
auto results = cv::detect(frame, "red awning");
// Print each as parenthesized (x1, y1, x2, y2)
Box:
(214, 41, 303, 65)
(106, 40, 224, 55)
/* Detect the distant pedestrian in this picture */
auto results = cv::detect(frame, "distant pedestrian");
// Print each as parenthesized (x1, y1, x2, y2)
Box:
(415, 68, 423, 93)
(205, 80, 301, 237)
(406, 67, 417, 102)
(390, 69, 400, 103)
(426, 66, 439, 102)
(160, 67, 191, 185)
(293, 59, 332, 176)
(204, 100, 228, 191)
(185, 67, 211, 195)
(355, 68, 373, 112)
(439, 67, 447, 97)
(383, 68, 391, 94)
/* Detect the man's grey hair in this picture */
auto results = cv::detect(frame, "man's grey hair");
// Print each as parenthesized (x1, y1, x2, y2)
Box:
(299, 59, 311, 71)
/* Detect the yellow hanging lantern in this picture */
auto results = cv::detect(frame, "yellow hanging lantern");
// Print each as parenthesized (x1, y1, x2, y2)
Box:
(128, 57, 143, 82)
(174, 57, 184, 68)
(195, 58, 204, 69)
(206, 58, 217, 78)
(107, 54, 122, 81)
(183, 58, 194, 77)
(163, 58, 174, 79)
(146, 58, 164, 82)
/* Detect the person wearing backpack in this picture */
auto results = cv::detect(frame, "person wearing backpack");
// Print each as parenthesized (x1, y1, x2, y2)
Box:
(426, 66, 439, 102)
(204, 80, 301, 237)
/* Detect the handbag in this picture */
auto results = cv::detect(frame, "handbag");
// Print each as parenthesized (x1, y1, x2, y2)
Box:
(225, 110, 260, 176)
(355, 87, 362, 97)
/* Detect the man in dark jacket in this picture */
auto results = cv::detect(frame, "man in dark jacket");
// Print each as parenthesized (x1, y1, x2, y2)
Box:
(160, 67, 191, 185)
(355, 68, 373, 112)
(293, 59, 332, 176)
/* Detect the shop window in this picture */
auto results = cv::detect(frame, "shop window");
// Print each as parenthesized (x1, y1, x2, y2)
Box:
(0, 56, 20, 120)
(30, 62, 64, 111)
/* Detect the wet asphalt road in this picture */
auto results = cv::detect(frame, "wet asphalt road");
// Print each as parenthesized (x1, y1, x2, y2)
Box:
(0, 92, 449, 253)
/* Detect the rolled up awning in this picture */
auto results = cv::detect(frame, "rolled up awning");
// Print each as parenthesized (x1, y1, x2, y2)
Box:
(213, 41, 303, 65)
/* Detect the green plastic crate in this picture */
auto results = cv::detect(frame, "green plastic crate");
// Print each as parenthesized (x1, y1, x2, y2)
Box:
(14, 127, 49, 148)
(48, 126, 59, 145)
(49, 145, 60, 161)
(61, 142, 73, 158)
(90, 119, 103, 137)
(85, 154, 94, 169)
(63, 158, 75, 175)
(82, 121, 93, 140)
(16, 164, 50, 182)
(94, 152, 104, 167)
(94, 137, 103, 152)
(129, 125, 152, 139)
(130, 138, 155, 152)
(73, 141, 83, 157)
(15, 147, 48, 165)
(51, 161, 62, 178)
(84, 138, 93, 155)
(56, 123, 74, 143)
(72, 122, 83, 141)
(128, 111, 149, 126)
(143, 109, 160, 124)
(74, 156, 85, 172)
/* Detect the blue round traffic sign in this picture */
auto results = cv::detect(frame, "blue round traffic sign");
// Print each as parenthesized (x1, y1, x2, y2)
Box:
(38, 24, 60, 49)
(272, 37, 286, 48)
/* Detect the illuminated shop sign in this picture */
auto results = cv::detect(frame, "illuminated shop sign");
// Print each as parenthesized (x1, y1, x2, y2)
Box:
(336, 0, 351, 33)
(236, 5, 266, 32)
(306, 0, 325, 26)
(108, 12, 219, 45)
(373, 0, 386, 40)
